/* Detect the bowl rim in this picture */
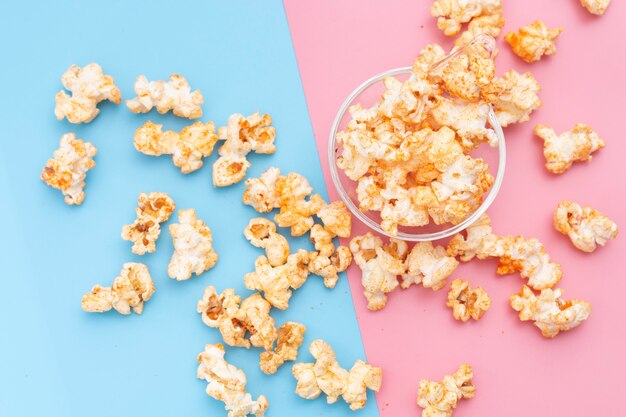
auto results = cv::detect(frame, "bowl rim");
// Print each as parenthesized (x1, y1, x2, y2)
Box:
(327, 37, 506, 242)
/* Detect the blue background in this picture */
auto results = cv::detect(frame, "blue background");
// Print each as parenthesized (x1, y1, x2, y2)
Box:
(0, 1, 379, 416)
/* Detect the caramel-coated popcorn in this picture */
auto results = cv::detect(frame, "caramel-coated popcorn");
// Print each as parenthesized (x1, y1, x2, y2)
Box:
(580, 0, 611, 15)
(197, 344, 269, 417)
(55, 63, 121, 123)
(274, 173, 325, 236)
(292, 339, 381, 411)
(431, 0, 503, 36)
(213, 113, 276, 187)
(481, 70, 542, 127)
(244, 218, 289, 267)
(259, 322, 306, 375)
(554, 201, 618, 252)
(197, 286, 277, 350)
(126, 74, 203, 119)
(121, 192, 175, 255)
(82, 262, 154, 315)
(402, 241, 459, 290)
(505, 21, 562, 63)
(510, 285, 591, 338)
(446, 279, 491, 321)
(417, 364, 475, 417)
(168, 209, 218, 281)
(134, 120, 218, 174)
(441, 52, 495, 101)
(317, 200, 352, 238)
(535, 123, 605, 174)
(41, 133, 97, 205)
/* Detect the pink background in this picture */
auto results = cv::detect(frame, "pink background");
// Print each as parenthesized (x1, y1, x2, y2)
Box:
(284, 1, 626, 416)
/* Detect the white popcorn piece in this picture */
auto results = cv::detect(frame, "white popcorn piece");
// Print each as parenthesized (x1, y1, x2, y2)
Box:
(41, 133, 97, 205)
(309, 245, 353, 289)
(446, 278, 491, 321)
(440, 51, 495, 102)
(510, 285, 592, 338)
(168, 209, 218, 281)
(554, 201, 618, 252)
(447, 213, 493, 262)
(402, 241, 459, 290)
(197, 286, 277, 350)
(82, 263, 154, 315)
(482, 70, 541, 127)
(350, 233, 408, 311)
(292, 340, 382, 411)
(429, 98, 498, 148)
(134, 120, 218, 174)
(126, 74, 203, 119)
(243, 218, 289, 267)
(431, 0, 503, 36)
(213, 113, 276, 187)
(259, 321, 306, 375)
(317, 200, 353, 238)
(417, 364, 475, 417)
(453, 12, 505, 50)
(55, 63, 121, 124)
(242, 167, 282, 213)
(505, 20, 562, 63)
(580, 0, 611, 15)
(121, 192, 176, 255)
(274, 173, 325, 236)
(197, 343, 269, 417)
(535, 123, 605, 174)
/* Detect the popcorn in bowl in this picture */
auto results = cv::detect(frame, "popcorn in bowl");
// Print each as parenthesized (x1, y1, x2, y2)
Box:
(126, 74, 203, 119)
(505, 20, 562, 63)
(554, 201, 618, 252)
(55, 63, 121, 124)
(41, 133, 97, 205)
(535, 123, 605, 174)
(121, 192, 176, 255)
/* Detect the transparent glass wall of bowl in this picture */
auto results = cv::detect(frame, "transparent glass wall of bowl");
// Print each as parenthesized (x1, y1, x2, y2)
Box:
(328, 35, 506, 242)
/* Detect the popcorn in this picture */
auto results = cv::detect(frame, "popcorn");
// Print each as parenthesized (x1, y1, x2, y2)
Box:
(481, 70, 542, 127)
(350, 233, 408, 310)
(197, 343, 269, 417)
(554, 201, 618, 252)
(309, 245, 353, 289)
(40, 133, 97, 205)
(440, 51, 495, 101)
(446, 279, 491, 321)
(82, 262, 154, 315)
(417, 364, 475, 417)
(429, 98, 498, 148)
(213, 113, 276, 187)
(244, 218, 289, 267)
(55, 63, 121, 124)
(431, 0, 503, 36)
(534, 123, 605, 174)
(447, 213, 493, 261)
(259, 322, 306, 375)
(292, 339, 382, 410)
(168, 209, 218, 281)
(402, 241, 459, 290)
(274, 173, 325, 236)
(197, 286, 277, 350)
(580, 0, 611, 15)
(454, 13, 505, 50)
(134, 120, 218, 174)
(309, 224, 336, 257)
(317, 200, 352, 238)
(242, 167, 281, 213)
(510, 285, 592, 338)
(121, 192, 176, 255)
(505, 21, 562, 63)
(126, 74, 203, 119)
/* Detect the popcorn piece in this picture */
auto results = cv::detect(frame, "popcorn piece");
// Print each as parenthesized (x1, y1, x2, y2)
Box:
(431, 0, 503, 36)
(309, 245, 353, 289)
(197, 343, 269, 417)
(81, 263, 154, 315)
(197, 286, 277, 350)
(242, 167, 281, 213)
(40, 133, 97, 205)
(510, 285, 592, 338)
(554, 201, 618, 252)
(292, 339, 381, 410)
(481, 70, 541, 127)
(350, 233, 408, 310)
(454, 13, 506, 50)
(121, 192, 175, 255)
(213, 113, 276, 187)
(55, 63, 121, 124)
(580, 0, 611, 15)
(244, 250, 311, 310)
(440, 52, 495, 101)
(429, 98, 498, 148)
(134, 120, 218, 174)
(259, 322, 306, 375)
(274, 173, 325, 236)
(417, 364, 475, 417)
(446, 279, 491, 321)
(317, 200, 352, 238)
(168, 209, 218, 281)
(309, 224, 336, 257)
(534, 123, 605, 174)
(447, 213, 493, 261)
(403, 242, 459, 290)
(126, 74, 203, 119)
(505, 21, 562, 63)
(244, 218, 289, 267)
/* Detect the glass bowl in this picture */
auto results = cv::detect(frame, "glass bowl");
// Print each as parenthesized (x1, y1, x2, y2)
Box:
(328, 35, 506, 242)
